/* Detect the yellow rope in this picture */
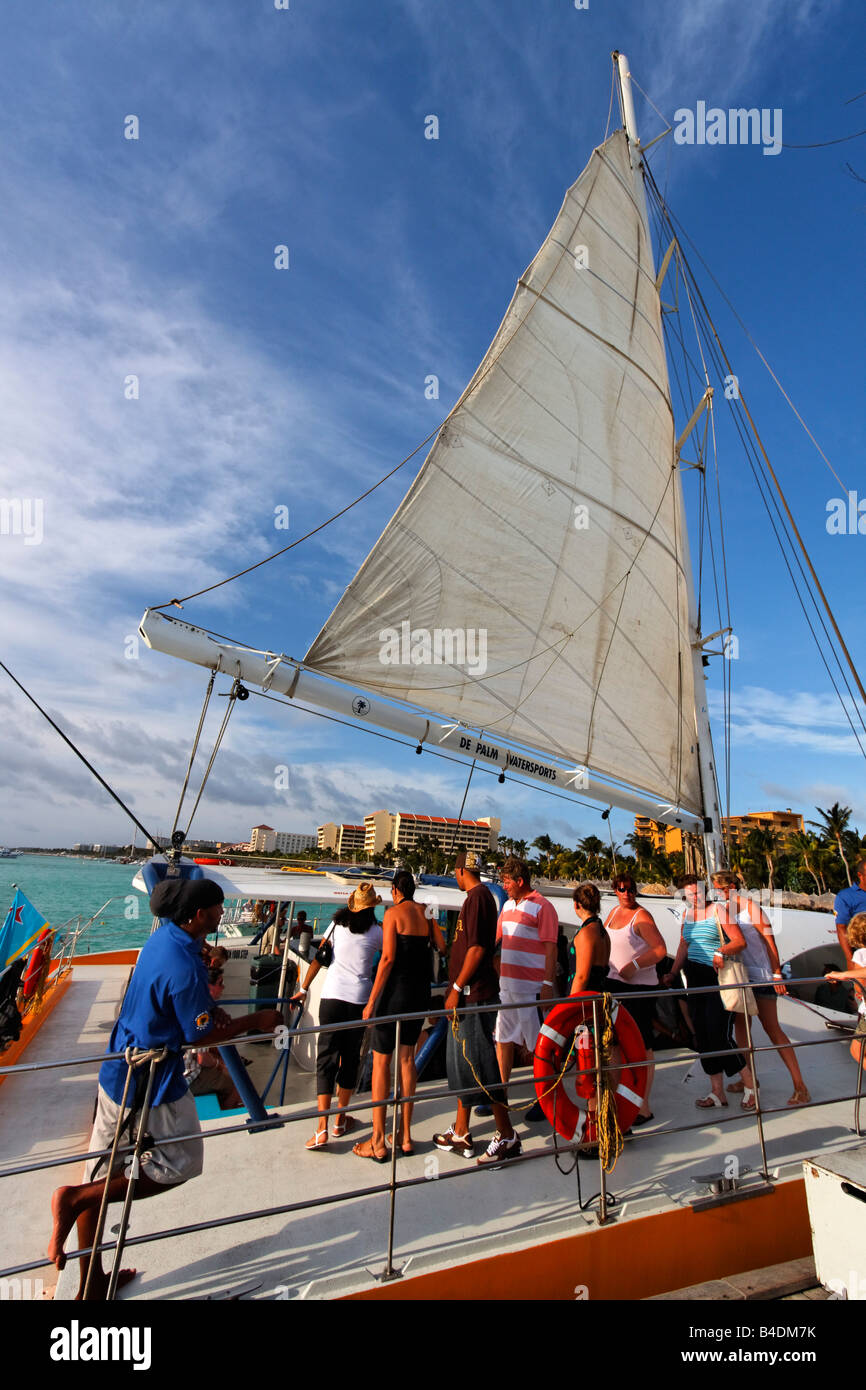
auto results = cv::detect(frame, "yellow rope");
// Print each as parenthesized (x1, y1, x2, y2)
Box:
(449, 1003, 577, 1113)
(448, 994, 627, 1171)
(594, 994, 624, 1174)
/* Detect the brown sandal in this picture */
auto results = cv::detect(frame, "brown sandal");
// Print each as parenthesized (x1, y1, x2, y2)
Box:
(786, 1088, 811, 1106)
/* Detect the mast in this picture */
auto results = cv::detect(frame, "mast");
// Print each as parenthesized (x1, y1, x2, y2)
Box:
(613, 51, 725, 874)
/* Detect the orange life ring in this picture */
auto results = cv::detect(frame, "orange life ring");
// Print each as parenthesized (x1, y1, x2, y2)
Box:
(533, 992, 647, 1140)
(21, 927, 51, 1000)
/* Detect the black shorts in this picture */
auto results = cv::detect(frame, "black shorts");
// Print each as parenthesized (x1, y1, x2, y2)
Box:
(610, 981, 656, 1050)
(371, 1014, 425, 1053)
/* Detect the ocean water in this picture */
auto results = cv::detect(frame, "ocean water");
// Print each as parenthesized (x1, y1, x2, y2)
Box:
(0, 855, 337, 956)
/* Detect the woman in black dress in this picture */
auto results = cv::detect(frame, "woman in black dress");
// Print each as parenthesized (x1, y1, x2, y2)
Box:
(354, 871, 446, 1161)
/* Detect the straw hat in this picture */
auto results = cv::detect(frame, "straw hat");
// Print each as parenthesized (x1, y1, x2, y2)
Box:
(347, 882, 382, 912)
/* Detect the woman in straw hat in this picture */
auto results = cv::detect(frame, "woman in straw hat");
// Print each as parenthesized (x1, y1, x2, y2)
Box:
(294, 883, 384, 1149)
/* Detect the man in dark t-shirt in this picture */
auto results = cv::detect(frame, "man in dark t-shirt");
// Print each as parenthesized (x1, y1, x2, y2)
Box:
(434, 852, 518, 1165)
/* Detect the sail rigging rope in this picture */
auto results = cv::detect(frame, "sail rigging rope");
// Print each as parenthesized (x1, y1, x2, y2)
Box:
(782, 126, 866, 149)
(177, 680, 242, 841)
(171, 668, 217, 837)
(246, 687, 609, 815)
(642, 164, 866, 764)
(644, 165, 847, 494)
(0, 659, 163, 850)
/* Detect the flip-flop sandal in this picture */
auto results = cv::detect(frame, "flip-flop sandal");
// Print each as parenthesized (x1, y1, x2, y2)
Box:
(385, 1135, 415, 1157)
(332, 1115, 356, 1138)
(695, 1095, 727, 1108)
(353, 1141, 387, 1163)
(305, 1131, 328, 1150)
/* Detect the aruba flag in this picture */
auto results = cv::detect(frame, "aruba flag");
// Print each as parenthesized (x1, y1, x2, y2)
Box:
(0, 890, 50, 972)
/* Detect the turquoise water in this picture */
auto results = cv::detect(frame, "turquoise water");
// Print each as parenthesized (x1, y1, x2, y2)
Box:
(0, 856, 337, 956)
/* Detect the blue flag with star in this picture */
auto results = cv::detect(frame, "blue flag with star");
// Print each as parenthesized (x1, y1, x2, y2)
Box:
(0, 890, 49, 972)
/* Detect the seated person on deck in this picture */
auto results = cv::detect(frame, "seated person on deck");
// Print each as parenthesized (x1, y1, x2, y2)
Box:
(47, 877, 282, 1301)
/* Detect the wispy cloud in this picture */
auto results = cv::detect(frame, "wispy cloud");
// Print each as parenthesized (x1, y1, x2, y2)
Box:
(711, 686, 866, 756)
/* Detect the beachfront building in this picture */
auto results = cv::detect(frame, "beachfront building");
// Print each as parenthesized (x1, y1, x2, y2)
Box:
(633, 808, 804, 856)
(722, 810, 804, 847)
(249, 824, 276, 853)
(317, 823, 366, 856)
(273, 832, 317, 854)
(363, 811, 500, 858)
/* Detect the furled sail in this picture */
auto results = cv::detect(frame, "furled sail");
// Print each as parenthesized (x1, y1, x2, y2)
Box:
(304, 129, 702, 813)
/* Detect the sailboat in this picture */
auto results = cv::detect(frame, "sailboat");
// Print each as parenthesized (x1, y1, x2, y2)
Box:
(6, 54, 863, 1305)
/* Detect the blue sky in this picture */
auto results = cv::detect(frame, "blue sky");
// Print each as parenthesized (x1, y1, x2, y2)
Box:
(1, 0, 864, 851)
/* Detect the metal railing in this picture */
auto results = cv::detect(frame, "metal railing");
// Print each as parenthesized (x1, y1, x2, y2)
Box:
(0, 973, 863, 1296)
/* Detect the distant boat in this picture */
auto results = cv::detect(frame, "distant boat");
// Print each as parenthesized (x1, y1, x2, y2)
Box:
(0, 849, 21, 859)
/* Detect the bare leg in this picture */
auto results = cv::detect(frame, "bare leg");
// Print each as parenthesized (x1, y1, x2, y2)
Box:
(496, 1041, 515, 1083)
(49, 1173, 165, 1300)
(756, 997, 808, 1098)
(397, 1044, 417, 1149)
(370, 1051, 390, 1151)
(455, 1093, 513, 1144)
(313, 1092, 331, 1138)
(334, 1085, 353, 1124)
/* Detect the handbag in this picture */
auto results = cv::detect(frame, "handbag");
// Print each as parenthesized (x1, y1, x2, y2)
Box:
(314, 923, 337, 968)
(714, 915, 757, 1015)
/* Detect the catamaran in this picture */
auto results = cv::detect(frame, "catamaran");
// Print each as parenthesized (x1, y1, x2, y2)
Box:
(1, 52, 864, 1303)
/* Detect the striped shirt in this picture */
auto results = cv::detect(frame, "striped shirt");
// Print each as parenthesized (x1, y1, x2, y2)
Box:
(681, 906, 723, 968)
(496, 891, 559, 986)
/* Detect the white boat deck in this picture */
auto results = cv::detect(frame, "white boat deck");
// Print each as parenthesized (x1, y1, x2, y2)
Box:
(3, 957, 861, 1301)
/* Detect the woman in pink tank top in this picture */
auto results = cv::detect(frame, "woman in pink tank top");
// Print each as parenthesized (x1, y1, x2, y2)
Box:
(604, 873, 666, 1124)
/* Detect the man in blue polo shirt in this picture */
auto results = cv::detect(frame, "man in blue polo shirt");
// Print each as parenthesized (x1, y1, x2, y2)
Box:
(48, 877, 283, 1300)
(834, 858, 866, 967)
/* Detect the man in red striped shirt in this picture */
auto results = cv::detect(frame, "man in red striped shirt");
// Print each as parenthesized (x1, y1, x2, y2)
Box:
(494, 857, 559, 1120)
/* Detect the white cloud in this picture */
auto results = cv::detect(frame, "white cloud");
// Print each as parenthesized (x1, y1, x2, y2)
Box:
(710, 685, 866, 756)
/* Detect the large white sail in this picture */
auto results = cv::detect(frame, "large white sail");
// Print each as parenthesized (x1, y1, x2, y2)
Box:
(305, 130, 702, 814)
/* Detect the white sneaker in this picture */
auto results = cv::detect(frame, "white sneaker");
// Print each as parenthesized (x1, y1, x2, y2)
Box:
(476, 1131, 522, 1166)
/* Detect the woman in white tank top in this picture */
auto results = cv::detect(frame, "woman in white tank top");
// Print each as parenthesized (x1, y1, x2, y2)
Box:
(604, 874, 667, 1123)
(711, 872, 810, 1106)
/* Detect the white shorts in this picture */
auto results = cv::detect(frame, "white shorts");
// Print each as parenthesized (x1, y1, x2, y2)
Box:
(86, 1085, 204, 1186)
(494, 983, 542, 1049)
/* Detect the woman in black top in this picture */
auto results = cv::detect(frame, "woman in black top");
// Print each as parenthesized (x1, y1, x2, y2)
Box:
(570, 882, 611, 994)
(568, 882, 612, 1154)
(354, 871, 446, 1161)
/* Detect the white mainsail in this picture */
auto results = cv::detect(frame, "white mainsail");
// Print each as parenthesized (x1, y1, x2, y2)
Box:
(305, 129, 702, 815)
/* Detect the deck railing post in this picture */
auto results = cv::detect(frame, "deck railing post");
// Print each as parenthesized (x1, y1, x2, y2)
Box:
(741, 990, 769, 1181)
(106, 1049, 164, 1301)
(591, 996, 608, 1225)
(82, 1053, 137, 1302)
(855, 1024, 865, 1138)
(382, 1016, 403, 1281)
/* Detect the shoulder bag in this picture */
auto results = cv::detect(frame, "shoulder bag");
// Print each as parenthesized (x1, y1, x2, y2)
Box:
(715, 913, 757, 1015)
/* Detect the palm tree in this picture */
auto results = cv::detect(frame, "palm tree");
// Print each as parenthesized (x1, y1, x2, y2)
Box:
(809, 802, 853, 885)
(788, 831, 824, 895)
(625, 833, 654, 871)
(578, 835, 605, 877)
(532, 835, 554, 877)
(745, 827, 782, 893)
